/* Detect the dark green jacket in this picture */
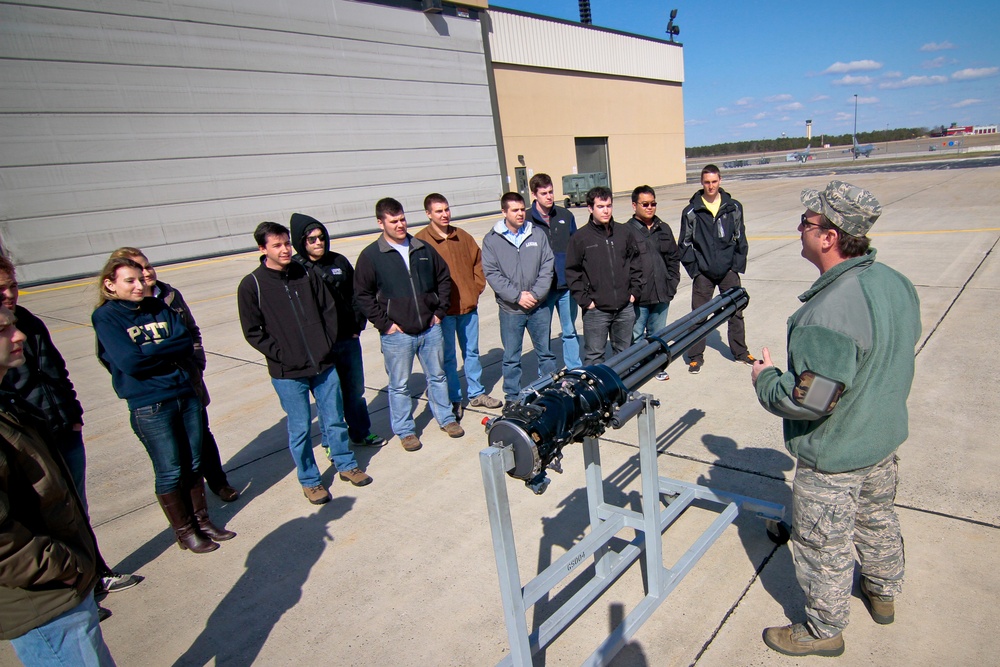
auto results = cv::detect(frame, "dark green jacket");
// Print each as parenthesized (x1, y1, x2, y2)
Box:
(755, 250, 921, 472)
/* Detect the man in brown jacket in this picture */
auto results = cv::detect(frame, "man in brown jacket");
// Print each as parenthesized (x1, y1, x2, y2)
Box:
(415, 193, 503, 420)
(0, 305, 115, 664)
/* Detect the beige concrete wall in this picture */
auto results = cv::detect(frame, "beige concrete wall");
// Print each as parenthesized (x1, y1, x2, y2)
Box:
(493, 65, 687, 202)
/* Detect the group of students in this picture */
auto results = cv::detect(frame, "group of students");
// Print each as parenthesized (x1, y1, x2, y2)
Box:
(229, 166, 754, 509)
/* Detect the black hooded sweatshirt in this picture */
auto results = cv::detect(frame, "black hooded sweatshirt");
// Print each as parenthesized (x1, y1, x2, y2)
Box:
(289, 213, 366, 341)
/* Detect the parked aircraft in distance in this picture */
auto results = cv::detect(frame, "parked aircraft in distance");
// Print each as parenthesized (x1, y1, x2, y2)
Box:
(851, 136, 875, 158)
(786, 144, 811, 163)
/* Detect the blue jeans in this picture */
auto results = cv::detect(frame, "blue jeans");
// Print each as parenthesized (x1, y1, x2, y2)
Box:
(331, 337, 372, 442)
(546, 288, 581, 369)
(440, 310, 485, 403)
(498, 307, 558, 401)
(129, 395, 204, 495)
(380, 324, 455, 438)
(632, 302, 670, 342)
(11, 593, 116, 666)
(581, 306, 636, 365)
(271, 365, 356, 486)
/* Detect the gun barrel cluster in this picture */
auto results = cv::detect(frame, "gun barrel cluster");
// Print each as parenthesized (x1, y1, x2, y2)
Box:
(484, 287, 749, 493)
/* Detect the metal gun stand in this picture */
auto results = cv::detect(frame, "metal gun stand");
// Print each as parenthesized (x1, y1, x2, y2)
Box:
(480, 395, 785, 666)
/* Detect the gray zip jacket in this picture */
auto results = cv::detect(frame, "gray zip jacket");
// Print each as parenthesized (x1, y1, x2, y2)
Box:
(482, 220, 554, 314)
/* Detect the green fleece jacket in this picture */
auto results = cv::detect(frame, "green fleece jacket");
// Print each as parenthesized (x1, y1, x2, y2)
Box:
(755, 249, 921, 473)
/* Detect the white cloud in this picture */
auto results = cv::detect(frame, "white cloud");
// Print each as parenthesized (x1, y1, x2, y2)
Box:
(879, 75, 948, 89)
(810, 94, 831, 102)
(777, 102, 804, 111)
(739, 122, 758, 129)
(920, 41, 955, 52)
(856, 96, 879, 104)
(952, 67, 999, 80)
(685, 119, 708, 126)
(834, 112, 853, 121)
(753, 112, 767, 120)
(735, 97, 753, 106)
(764, 94, 793, 103)
(952, 99, 981, 108)
(777, 116, 791, 122)
(823, 60, 882, 74)
(883, 71, 902, 78)
(922, 56, 957, 69)
(833, 75, 874, 86)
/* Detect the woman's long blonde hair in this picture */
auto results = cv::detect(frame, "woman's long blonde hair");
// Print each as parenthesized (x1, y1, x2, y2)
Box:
(96, 256, 144, 308)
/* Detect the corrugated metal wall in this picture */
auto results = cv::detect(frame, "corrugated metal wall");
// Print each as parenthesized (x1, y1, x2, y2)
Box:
(488, 10, 683, 83)
(0, 0, 503, 283)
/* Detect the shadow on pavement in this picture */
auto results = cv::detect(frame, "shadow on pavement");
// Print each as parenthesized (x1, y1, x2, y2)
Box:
(696, 434, 799, 622)
(173, 496, 356, 666)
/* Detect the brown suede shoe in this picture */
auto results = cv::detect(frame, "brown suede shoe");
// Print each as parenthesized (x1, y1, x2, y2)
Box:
(860, 578, 895, 624)
(763, 623, 844, 657)
(441, 421, 465, 438)
(400, 435, 422, 452)
(302, 484, 331, 505)
(469, 394, 504, 409)
(338, 467, 373, 487)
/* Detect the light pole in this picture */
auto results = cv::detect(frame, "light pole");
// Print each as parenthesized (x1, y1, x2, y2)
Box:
(853, 94, 859, 160)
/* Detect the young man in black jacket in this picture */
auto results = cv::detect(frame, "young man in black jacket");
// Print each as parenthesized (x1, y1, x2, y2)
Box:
(289, 213, 386, 449)
(238, 221, 371, 505)
(0, 258, 140, 612)
(678, 164, 753, 373)
(626, 185, 681, 380)
(565, 186, 643, 365)
(354, 197, 463, 453)
(528, 173, 582, 370)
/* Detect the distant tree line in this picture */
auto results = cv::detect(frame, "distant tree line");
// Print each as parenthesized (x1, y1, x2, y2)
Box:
(686, 127, 927, 158)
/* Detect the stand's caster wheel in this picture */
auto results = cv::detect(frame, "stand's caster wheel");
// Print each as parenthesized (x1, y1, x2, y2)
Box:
(766, 519, 791, 545)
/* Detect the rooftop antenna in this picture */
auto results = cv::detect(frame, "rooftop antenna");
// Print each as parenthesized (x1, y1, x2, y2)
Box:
(666, 9, 680, 42)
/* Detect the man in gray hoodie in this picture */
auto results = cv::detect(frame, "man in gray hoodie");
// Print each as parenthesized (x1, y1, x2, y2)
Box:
(482, 192, 556, 405)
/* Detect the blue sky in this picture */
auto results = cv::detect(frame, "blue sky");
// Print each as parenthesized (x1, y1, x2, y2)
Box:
(492, 1, 1000, 147)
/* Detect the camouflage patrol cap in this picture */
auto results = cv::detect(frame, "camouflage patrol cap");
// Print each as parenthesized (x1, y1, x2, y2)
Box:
(800, 180, 882, 237)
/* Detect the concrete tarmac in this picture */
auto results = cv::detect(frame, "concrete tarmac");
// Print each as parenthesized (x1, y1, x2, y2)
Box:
(2, 159, 998, 666)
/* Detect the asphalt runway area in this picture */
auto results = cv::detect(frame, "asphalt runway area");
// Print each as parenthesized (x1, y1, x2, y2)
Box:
(696, 154, 1000, 184)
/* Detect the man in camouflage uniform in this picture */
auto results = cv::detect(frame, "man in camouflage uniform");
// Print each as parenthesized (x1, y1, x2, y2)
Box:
(751, 181, 921, 657)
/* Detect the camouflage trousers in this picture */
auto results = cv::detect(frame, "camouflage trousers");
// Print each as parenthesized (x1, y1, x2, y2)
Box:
(791, 453, 904, 638)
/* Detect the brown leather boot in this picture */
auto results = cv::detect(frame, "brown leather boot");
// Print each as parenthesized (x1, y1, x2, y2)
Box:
(156, 490, 219, 553)
(189, 477, 236, 541)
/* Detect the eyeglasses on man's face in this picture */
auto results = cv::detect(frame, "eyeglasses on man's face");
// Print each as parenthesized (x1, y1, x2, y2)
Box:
(638, 201, 657, 208)
(800, 213, 826, 230)
(305, 234, 326, 244)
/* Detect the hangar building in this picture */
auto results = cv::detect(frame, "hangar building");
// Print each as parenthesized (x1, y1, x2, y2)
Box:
(0, 0, 685, 283)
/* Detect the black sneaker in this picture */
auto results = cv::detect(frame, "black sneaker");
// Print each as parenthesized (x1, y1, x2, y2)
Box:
(351, 433, 386, 448)
(98, 606, 112, 623)
(736, 353, 756, 366)
(96, 572, 143, 599)
(688, 360, 702, 374)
